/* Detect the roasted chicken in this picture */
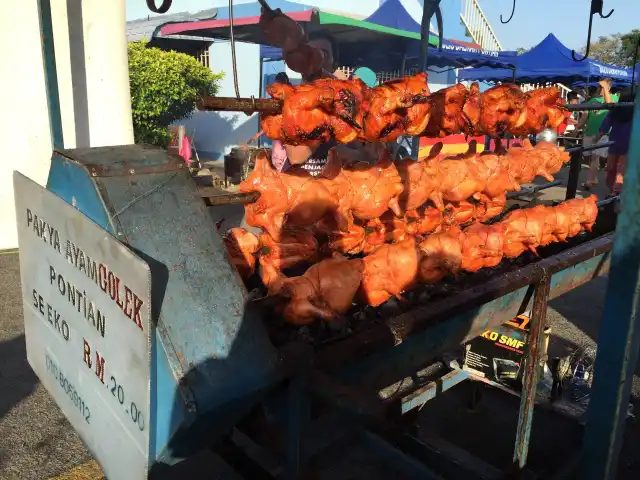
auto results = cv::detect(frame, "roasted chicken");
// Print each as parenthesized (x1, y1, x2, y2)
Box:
(418, 195, 599, 283)
(318, 146, 404, 230)
(223, 228, 262, 280)
(359, 237, 421, 307)
(242, 141, 570, 251)
(259, 7, 324, 77)
(264, 253, 365, 325)
(240, 151, 337, 239)
(262, 197, 599, 323)
(361, 72, 431, 141)
(262, 78, 368, 145)
(260, 74, 569, 144)
(394, 139, 567, 218)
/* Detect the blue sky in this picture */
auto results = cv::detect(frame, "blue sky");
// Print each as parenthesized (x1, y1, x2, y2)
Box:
(127, 0, 638, 51)
(480, 0, 637, 51)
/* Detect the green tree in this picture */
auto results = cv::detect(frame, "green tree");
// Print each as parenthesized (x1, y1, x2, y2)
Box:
(128, 40, 224, 147)
(619, 30, 640, 67)
(583, 34, 626, 65)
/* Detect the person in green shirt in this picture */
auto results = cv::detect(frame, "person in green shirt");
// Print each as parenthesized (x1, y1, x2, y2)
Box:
(577, 78, 619, 190)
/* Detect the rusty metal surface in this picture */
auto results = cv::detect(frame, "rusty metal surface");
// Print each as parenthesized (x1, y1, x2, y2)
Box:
(316, 234, 613, 387)
(196, 96, 283, 114)
(513, 274, 551, 471)
(203, 192, 261, 206)
(56, 144, 186, 177)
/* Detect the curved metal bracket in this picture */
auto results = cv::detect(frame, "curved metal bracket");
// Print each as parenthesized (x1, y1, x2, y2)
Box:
(146, 0, 172, 14)
(572, 0, 615, 61)
(500, 0, 516, 24)
(598, 6, 614, 18)
(435, 6, 443, 50)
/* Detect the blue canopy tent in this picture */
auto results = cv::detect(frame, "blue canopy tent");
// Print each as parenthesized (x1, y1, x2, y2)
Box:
(259, 0, 516, 72)
(363, 0, 517, 71)
(458, 34, 634, 85)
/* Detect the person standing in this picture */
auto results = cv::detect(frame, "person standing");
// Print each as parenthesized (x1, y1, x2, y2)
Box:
(270, 30, 375, 175)
(577, 79, 619, 190)
(593, 89, 634, 197)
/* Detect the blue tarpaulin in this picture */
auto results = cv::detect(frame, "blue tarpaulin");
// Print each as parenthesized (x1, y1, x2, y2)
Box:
(364, 0, 516, 70)
(458, 34, 634, 84)
(365, 0, 422, 33)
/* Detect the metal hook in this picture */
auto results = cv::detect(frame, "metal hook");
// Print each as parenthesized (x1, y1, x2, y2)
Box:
(146, 0, 172, 14)
(500, 0, 516, 24)
(571, 0, 614, 62)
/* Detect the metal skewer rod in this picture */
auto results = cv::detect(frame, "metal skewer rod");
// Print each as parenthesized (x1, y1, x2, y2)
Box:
(196, 96, 282, 114)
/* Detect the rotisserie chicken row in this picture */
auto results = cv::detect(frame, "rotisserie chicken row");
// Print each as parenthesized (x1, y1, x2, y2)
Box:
(230, 197, 598, 324)
(240, 141, 570, 248)
(260, 73, 570, 145)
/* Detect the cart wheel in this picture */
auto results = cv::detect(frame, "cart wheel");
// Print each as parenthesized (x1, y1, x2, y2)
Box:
(468, 383, 483, 411)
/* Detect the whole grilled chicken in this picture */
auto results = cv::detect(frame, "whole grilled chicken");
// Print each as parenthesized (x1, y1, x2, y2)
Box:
(361, 72, 431, 142)
(511, 88, 567, 136)
(418, 227, 464, 284)
(422, 83, 470, 137)
(396, 143, 443, 215)
(359, 237, 421, 307)
(258, 231, 318, 287)
(460, 223, 506, 272)
(259, 7, 306, 52)
(223, 228, 262, 281)
(240, 152, 337, 239)
(463, 83, 527, 137)
(259, 7, 324, 76)
(418, 196, 599, 283)
(263, 79, 368, 144)
(267, 254, 365, 325)
(319, 147, 404, 230)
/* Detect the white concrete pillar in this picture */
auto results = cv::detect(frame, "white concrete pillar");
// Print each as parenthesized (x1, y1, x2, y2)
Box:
(70, 0, 134, 148)
(0, 0, 133, 250)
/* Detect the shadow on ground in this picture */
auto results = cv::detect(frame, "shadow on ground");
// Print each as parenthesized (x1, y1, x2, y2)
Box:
(0, 335, 37, 422)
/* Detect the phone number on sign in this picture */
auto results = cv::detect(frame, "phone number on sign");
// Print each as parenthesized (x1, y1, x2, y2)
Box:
(45, 354, 91, 424)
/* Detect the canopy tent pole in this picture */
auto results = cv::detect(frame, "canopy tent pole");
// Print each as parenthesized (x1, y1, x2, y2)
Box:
(411, 0, 442, 159)
(37, 0, 63, 150)
(631, 36, 639, 95)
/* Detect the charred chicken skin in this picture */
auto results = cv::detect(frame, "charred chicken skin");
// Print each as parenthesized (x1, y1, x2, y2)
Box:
(260, 74, 569, 145)
(262, 79, 368, 145)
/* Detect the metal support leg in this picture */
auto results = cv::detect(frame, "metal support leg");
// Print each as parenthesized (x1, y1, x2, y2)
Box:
(513, 273, 551, 470)
(565, 150, 582, 200)
(581, 89, 640, 480)
(285, 376, 309, 480)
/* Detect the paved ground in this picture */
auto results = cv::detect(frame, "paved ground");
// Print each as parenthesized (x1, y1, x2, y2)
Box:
(1, 158, 637, 479)
(0, 251, 92, 480)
